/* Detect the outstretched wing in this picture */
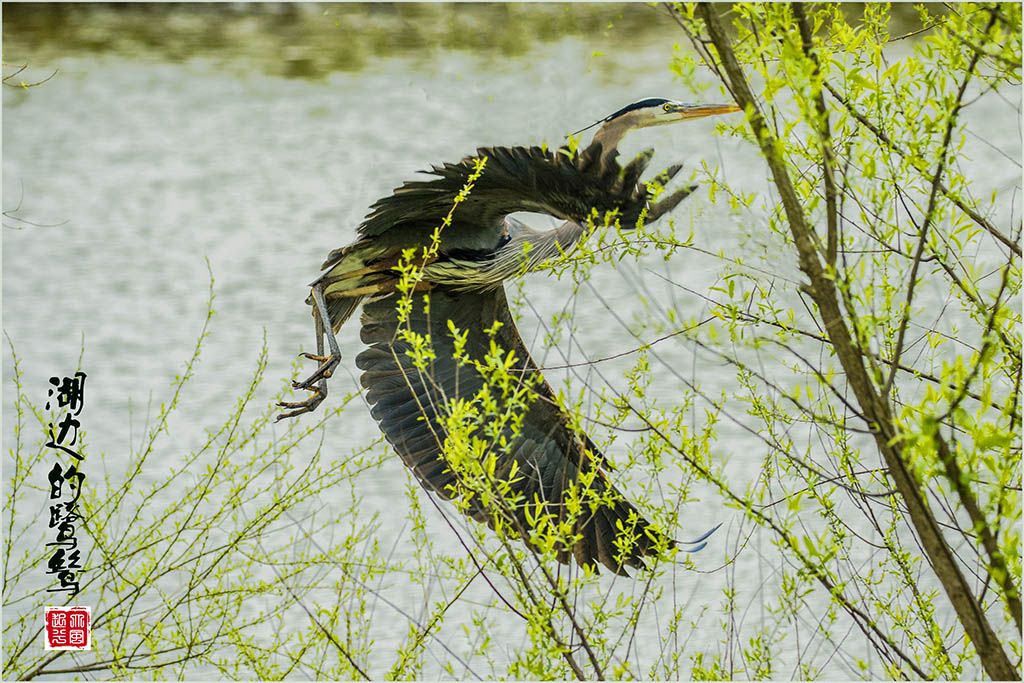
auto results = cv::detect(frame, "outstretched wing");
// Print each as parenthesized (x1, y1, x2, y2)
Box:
(355, 285, 670, 574)
(352, 145, 659, 254)
(311, 143, 691, 332)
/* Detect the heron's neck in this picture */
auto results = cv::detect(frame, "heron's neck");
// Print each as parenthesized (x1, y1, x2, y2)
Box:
(589, 117, 632, 172)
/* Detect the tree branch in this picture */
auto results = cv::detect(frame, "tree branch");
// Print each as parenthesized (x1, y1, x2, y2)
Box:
(694, 4, 1019, 679)
(793, 4, 839, 267)
(821, 80, 1021, 257)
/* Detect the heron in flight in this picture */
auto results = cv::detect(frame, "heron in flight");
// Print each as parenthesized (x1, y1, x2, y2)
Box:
(279, 98, 740, 574)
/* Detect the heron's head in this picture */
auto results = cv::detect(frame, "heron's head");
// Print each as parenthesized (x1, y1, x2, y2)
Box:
(573, 97, 741, 139)
(607, 97, 741, 128)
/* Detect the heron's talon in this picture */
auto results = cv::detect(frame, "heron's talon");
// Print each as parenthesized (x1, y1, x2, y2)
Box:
(276, 386, 327, 420)
(293, 352, 340, 389)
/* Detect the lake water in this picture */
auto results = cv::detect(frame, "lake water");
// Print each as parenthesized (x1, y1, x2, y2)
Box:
(4, 7, 1019, 680)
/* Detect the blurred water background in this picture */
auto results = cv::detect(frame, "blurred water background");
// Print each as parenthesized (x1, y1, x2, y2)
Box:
(3, 3, 1019, 679)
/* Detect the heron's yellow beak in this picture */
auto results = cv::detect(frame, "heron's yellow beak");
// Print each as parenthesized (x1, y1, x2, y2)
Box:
(666, 102, 742, 120)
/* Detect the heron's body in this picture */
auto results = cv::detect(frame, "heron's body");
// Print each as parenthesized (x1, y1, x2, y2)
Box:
(280, 99, 739, 574)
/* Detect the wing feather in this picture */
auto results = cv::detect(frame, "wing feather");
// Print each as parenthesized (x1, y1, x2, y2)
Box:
(356, 144, 651, 249)
(355, 285, 671, 574)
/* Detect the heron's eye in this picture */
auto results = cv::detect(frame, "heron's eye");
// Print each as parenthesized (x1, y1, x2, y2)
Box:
(663, 103, 672, 112)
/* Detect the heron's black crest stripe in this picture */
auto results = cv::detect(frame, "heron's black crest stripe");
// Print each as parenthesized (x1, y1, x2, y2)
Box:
(602, 97, 672, 122)
(569, 98, 674, 137)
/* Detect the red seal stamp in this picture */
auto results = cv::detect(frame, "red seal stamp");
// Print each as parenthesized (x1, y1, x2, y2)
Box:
(44, 606, 91, 650)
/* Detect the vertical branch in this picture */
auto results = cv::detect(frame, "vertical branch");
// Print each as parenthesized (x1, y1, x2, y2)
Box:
(933, 431, 1022, 631)
(693, 4, 1019, 680)
(818, 86, 1021, 257)
(881, 9, 999, 398)
(793, 4, 839, 267)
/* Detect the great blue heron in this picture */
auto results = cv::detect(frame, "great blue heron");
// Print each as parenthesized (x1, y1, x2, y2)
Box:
(279, 98, 740, 574)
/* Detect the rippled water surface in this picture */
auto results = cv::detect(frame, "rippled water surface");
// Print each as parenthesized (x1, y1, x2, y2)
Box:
(4, 5, 1018, 679)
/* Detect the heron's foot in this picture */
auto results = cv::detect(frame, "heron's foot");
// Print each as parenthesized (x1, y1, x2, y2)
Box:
(276, 349, 340, 421)
(276, 382, 327, 421)
(292, 351, 341, 389)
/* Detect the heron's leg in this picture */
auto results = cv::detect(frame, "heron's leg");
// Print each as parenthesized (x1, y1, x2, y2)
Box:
(276, 283, 342, 420)
(293, 282, 342, 389)
(276, 297, 329, 420)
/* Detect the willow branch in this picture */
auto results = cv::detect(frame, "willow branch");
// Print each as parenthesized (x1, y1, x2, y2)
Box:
(793, 4, 839, 267)
(821, 80, 1021, 257)
(695, 4, 1019, 679)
